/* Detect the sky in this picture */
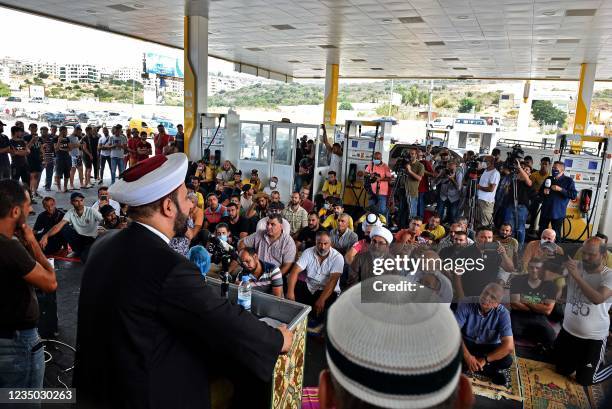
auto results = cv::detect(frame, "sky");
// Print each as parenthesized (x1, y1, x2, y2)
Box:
(0, 6, 232, 73)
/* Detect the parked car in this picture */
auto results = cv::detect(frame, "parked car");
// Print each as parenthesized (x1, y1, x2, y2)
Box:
(77, 112, 89, 123)
(47, 113, 65, 127)
(40, 112, 55, 122)
(87, 115, 103, 127)
(63, 114, 80, 127)
(27, 111, 40, 120)
(6, 96, 22, 102)
(129, 118, 154, 135)
(102, 111, 121, 126)
(427, 117, 454, 129)
(155, 119, 178, 136)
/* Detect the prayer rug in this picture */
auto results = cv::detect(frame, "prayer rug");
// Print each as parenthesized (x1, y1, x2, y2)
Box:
(518, 357, 591, 409)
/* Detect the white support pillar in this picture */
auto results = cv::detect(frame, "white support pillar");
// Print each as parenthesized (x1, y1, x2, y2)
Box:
(184, 8, 208, 161)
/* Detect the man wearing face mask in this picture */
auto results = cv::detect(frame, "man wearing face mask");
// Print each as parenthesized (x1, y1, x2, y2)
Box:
(347, 226, 396, 288)
(287, 231, 343, 318)
(263, 176, 279, 195)
(538, 161, 577, 240)
(365, 151, 393, 221)
(74, 154, 294, 409)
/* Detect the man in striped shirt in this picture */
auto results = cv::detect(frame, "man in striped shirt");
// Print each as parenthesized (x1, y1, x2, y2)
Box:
(238, 247, 283, 298)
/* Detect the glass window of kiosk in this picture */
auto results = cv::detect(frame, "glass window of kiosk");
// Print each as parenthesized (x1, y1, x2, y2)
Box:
(241, 123, 270, 161)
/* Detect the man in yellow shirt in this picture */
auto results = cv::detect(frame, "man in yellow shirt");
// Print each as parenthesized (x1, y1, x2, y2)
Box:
(321, 201, 354, 230)
(424, 213, 445, 241)
(321, 171, 342, 199)
(243, 169, 262, 192)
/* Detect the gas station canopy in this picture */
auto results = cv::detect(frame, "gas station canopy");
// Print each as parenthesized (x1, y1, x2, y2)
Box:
(2, 0, 612, 80)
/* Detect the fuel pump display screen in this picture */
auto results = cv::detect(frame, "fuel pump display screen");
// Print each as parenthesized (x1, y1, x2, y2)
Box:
(588, 161, 598, 170)
(564, 159, 573, 168)
(369, 142, 375, 149)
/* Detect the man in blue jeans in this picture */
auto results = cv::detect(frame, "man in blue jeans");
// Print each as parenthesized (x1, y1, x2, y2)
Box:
(503, 160, 534, 247)
(0, 180, 57, 388)
(109, 125, 127, 184)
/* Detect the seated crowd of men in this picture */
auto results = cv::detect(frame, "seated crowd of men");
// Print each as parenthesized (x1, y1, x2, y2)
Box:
(21, 144, 611, 390)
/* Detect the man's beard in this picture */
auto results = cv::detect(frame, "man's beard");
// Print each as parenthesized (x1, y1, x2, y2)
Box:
(173, 210, 190, 237)
(369, 248, 387, 259)
(316, 248, 330, 257)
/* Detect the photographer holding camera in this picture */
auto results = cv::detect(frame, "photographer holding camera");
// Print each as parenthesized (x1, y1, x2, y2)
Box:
(398, 147, 424, 227)
(434, 160, 463, 224)
(365, 151, 393, 221)
(502, 159, 534, 247)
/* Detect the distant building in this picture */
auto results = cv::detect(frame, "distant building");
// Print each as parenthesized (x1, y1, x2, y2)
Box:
(113, 67, 143, 83)
(0, 66, 10, 84)
(208, 73, 266, 95)
(58, 64, 100, 83)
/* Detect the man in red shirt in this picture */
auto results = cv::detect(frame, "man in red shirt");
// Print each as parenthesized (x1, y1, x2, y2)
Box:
(136, 131, 152, 163)
(364, 151, 392, 221)
(153, 124, 169, 156)
(127, 128, 140, 167)
(203, 192, 228, 232)
(299, 186, 314, 213)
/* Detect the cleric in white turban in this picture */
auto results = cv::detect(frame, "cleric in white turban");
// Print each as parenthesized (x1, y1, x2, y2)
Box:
(74, 153, 294, 409)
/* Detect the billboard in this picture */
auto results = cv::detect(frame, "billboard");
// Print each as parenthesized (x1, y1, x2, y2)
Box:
(144, 52, 184, 79)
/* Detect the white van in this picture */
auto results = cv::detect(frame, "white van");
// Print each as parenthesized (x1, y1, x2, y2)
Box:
(427, 117, 454, 129)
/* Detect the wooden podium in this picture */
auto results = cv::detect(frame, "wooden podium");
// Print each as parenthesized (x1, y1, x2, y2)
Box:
(205, 278, 311, 408)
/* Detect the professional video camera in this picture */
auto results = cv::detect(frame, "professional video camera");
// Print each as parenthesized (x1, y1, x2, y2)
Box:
(201, 230, 239, 266)
(503, 144, 524, 172)
(465, 157, 485, 180)
(392, 150, 410, 173)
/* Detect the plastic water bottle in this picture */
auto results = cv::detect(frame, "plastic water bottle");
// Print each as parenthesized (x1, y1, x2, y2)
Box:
(237, 275, 252, 311)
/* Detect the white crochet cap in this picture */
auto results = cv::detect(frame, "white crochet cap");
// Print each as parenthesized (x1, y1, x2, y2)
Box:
(369, 226, 393, 245)
(362, 213, 383, 233)
(326, 275, 462, 409)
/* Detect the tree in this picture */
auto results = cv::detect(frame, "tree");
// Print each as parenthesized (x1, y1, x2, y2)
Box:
(339, 101, 353, 110)
(434, 97, 453, 109)
(458, 97, 476, 113)
(402, 85, 419, 106)
(418, 90, 429, 106)
(375, 103, 399, 116)
(531, 100, 567, 127)
(37, 72, 49, 79)
(0, 81, 10, 97)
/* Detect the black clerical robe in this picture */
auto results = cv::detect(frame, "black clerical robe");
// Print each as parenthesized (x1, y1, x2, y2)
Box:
(73, 222, 283, 409)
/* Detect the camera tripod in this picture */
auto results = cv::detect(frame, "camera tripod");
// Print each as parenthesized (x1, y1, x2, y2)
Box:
(465, 177, 479, 230)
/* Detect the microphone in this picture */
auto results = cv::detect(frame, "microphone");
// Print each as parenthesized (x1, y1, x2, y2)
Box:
(544, 178, 552, 189)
